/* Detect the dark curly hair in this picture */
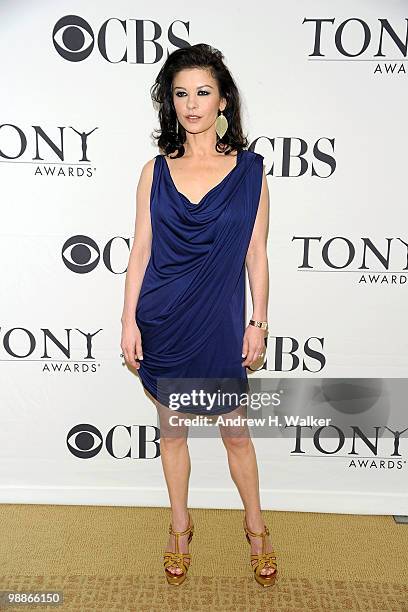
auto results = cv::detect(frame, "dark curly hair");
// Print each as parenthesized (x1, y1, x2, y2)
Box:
(150, 43, 248, 158)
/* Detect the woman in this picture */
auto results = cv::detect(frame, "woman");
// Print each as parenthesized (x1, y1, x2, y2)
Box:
(120, 44, 277, 587)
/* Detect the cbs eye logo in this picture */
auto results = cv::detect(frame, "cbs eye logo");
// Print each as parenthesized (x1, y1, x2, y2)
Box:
(62, 235, 100, 273)
(62, 235, 131, 274)
(67, 424, 102, 458)
(53, 15, 94, 61)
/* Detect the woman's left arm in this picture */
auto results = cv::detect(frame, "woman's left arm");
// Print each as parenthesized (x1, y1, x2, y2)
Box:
(242, 166, 270, 367)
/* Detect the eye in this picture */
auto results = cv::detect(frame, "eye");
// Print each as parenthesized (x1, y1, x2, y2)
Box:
(174, 90, 210, 97)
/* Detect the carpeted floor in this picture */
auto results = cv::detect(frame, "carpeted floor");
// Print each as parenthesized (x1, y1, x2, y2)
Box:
(0, 505, 407, 611)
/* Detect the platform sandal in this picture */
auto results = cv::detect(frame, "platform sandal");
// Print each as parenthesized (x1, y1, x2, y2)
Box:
(243, 514, 277, 587)
(163, 511, 194, 585)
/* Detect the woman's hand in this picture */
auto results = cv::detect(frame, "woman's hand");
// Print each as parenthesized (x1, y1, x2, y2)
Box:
(241, 324, 266, 367)
(121, 319, 143, 370)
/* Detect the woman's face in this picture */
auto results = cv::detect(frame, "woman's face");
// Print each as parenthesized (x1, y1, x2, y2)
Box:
(172, 67, 225, 135)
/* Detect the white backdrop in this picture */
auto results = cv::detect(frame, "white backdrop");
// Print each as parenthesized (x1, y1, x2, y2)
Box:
(1, 0, 407, 514)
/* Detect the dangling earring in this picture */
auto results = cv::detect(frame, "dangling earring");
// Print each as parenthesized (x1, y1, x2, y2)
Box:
(215, 109, 228, 138)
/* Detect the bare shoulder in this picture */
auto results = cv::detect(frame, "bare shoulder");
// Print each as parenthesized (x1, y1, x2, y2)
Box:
(140, 156, 157, 179)
(137, 156, 157, 192)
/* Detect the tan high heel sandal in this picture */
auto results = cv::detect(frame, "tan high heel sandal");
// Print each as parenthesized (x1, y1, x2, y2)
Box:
(163, 512, 194, 585)
(243, 514, 277, 587)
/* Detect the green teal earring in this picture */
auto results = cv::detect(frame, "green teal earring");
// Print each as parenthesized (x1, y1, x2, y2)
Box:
(215, 110, 228, 138)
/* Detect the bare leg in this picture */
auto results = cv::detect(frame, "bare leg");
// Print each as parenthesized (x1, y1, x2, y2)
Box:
(148, 391, 192, 576)
(219, 403, 276, 576)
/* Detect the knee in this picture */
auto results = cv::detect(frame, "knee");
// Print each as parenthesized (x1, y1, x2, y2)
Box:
(160, 435, 188, 450)
(222, 434, 252, 453)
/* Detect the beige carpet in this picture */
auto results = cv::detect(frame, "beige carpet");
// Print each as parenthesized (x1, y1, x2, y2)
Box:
(0, 504, 407, 611)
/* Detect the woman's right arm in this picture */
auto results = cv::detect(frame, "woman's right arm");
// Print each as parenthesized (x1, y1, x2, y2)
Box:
(120, 157, 155, 369)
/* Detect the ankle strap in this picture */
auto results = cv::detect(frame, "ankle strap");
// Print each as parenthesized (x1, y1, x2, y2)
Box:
(169, 523, 192, 536)
(244, 522, 269, 538)
(169, 512, 192, 536)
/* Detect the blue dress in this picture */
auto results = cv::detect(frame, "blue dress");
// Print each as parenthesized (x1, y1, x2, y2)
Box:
(135, 149, 264, 414)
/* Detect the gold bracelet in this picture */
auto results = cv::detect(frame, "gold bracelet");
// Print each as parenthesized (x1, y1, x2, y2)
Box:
(249, 319, 268, 330)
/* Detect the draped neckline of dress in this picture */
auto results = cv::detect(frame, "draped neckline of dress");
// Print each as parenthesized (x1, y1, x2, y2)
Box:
(161, 149, 242, 207)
